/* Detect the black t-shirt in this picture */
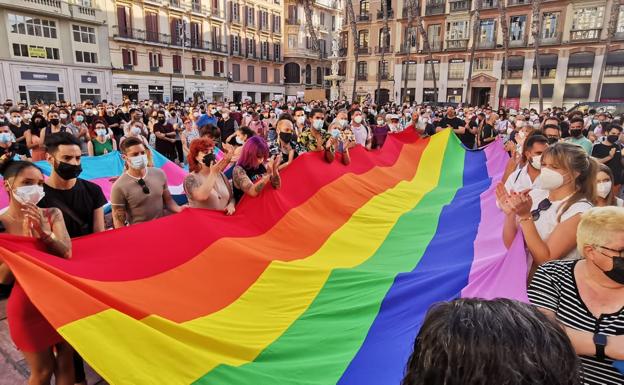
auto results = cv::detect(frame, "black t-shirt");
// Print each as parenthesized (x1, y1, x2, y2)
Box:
(480, 123, 496, 144)
(38, 178, 107, 238)
(592, 142, 623, 184)
(9, 123, 30, 156)
(105, 114, 124, 137)
(439, 116, 473, 148)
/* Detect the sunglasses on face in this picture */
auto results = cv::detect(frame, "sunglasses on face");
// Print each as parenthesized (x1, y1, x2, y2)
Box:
(531, 198, 552, 221)
(137, 178, 150, 194)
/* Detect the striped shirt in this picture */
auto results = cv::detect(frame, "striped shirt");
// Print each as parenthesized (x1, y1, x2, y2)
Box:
(528, 260, 624, 385)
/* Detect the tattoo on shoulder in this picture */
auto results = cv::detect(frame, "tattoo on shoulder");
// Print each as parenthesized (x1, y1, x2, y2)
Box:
(233, 166, 253, 192)
(184, 174, 201, 194)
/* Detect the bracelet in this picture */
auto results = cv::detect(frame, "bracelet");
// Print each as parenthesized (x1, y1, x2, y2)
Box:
(518, 216, 533, 223)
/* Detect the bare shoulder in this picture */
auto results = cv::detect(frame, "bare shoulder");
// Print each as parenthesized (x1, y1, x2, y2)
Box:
(183, 173, 201, 193)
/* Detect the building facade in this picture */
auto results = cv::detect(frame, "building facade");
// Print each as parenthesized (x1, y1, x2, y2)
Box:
(283, 0, 343, 100)
(339, 0, 624, 108)
(0, 0, 112, 104)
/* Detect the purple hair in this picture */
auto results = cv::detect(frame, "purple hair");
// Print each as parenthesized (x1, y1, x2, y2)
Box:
(237, 136, 269, 169)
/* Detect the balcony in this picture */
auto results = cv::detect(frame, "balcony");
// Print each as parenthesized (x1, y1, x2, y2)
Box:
(399, 43, 418, 54)
(378, 73, 393, 81)
(616, 31, 624, 41)
(481, 0, 498, 8)
(339, 47, 348, 57)
(112, 27, 228, 55)
(509, 35, 527, 47)
(211, 8, 225, 19)
(375, 45, 394, 54)
(169, 0, 183, 9)
(286, 18, 300, 25)
(476, 40, 496, 49)
(425, 1, 445, 15)
(446, 38, 469, 51)
(357, 12, 371, 22)
(539, 31, 561, 46)
(402, 6, 420, 18)
(376, 8, 394, 19)
(357, 46, 371, 54)
(191, 2, 208, 14)
(231, 48, 244, 57)
(428, 40, 442, 52)
(449, 0, 470, 12)
(150, 66, 160, 73)
(570, 28, 602, 42)
(357, 74, 367, 81)
(507, 0, 529, 5)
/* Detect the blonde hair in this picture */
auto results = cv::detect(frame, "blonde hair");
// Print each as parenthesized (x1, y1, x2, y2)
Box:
(577, 206, 624, 257)
(541, 142, 598, 220)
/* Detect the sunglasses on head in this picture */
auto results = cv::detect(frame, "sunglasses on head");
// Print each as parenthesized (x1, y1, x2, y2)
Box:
(531, 198, 552, 221)
(137, 178, 150, 194)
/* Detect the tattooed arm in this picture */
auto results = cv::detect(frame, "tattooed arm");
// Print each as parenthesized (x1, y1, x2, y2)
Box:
(232, 166, 268, 198)
(43, 208, 72, 259)
(184, 172, 218, 202)
(111, 205, 128, 229)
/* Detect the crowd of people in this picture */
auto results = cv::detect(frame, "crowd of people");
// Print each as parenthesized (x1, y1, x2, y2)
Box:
(0, 96, 622, 385)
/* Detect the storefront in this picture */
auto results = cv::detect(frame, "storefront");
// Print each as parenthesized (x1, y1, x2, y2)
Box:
(423, 88, 438, 103)
(119, 84, 139, 102)
(446, 88, 463, 103)
(172, 86, 185, 102)
(17, 71, 62, 104)
(148, 85, 164, 102)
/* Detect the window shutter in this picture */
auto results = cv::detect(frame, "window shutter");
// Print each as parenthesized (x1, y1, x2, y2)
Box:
(220, 60, 224, 72)
(149, 53, 154, 67)
(201, 58, 206, 71)
(158, 53, 163, 67)
(243, 6, 247, 26)
(228, 1, 232, 21)
(192, 57, 197, 71)
(214, 60, 219, 74)
(132, 49, 138, 65)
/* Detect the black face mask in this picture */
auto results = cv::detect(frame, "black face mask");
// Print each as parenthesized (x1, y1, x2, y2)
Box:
(54, 160, 82, 180)
(202, 153, 216, 167)
(607, 135, 619, 144)
(158, 118, 166, 124)
(570, 129, 582, 138)
(279, 132, 293, 143)
(547, 137, 559, 145)
(49, 118, 60, 126)
(604, 257, 624, 285)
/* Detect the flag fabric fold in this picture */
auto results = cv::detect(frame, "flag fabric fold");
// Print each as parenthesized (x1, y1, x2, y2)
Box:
(0, 129, 528, 385)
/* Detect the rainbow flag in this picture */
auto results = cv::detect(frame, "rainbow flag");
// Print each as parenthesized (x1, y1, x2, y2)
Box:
(0, 147, 187, 211)
(0, 129, 529, 385)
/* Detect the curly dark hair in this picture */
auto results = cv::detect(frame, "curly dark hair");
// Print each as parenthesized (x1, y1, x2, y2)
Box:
(401, 298, 581, 385)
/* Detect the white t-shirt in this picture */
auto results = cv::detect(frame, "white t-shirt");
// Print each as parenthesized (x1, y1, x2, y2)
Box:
(529, 190, 593, 261)
(616, 197, 624, 207)
(504, 165, 542, 193)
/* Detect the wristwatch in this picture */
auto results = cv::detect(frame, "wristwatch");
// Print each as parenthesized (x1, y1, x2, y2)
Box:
(593, 333, 607, 360)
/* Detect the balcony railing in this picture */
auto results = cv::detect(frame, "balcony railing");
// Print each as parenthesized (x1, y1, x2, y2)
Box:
(231, 48, 244, 57)
(150, 66, 160, 73)
(24, 0, 61, 9)
(427, 40, 442, 52)
(446, 38, 469, 50)
(570, 28, 602, 42)
(476, 40, 496, 49)
(507, 0, 529, 5)
(191, 2, 202, 13)
(211, 8, 225, 18)
(509, 36, 527, 47)
(402, 6, 420, 18)
(426, 1, 445, 15)
(169, 0, 182, 8)
(539, 31, 562, 45)
(378, 73, 393, 81)
(112, 26, 228, 54)
(399, 43, 418, 54)
(286, 18, 300, 25)
(376, 8, 394, 19)
(357, 12, 371, 22)
(357, 74, 367, 81)
(481, 0, 498, 9)
(449, 0, 470, 12)
(615, 31, 624, 41)
(357, 46, 371, 54)
(375, 45, 394, 54)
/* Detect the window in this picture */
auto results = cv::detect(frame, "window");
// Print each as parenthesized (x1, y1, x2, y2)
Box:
(214, 60, 225, 75)
(618, 5, 624, 34)
(231, 35, 240, 52)
(567, 66, 592, 77)
(378, 28, 390, 47)
(247, 65, 255, 82)
(246, 38, 256, 56)
(320, 12, 325, 25)
(357, 61, 367, 79)
(605, 50, 624, 77)
(428, 24, 441, 49)
(479, 19, 496, 43)
(173, 54, 182, 73)
(541, 12, 559, 39)
(145, 12, 159, 42)
(284, 62, 300, 83)
(261, 41, 269, 58)
(448, 60, 465, 79)
(473, 57, 493, 71)
(192, 57, 206, 72)
(447, 20, 469, 40)
(171, 18, 183, 44)
(9, 14, 57, 38)
(79, 88, 101, 103)
(12, 43, 59, 60)
(246, 6, 255, 26)
(567, 52, 594, 77)
(288, 34, 297, 48)
(149, 52, 163, 69)
(117, 5, 132, 36)
(274, 68, 280, 84)
(72, 25, 96, 43)
(358, 30, 369, 47)
(331, 15, 336, 31)
(571, 7, 604, 40)
(190, 22, 202, 47)
(316, 66, 323, 84)
(121, 48, 138, 67)
(232, 3, 241, 22)
(305, 64, 312, 83)
(359, 0, 369, 14)
(261, 67, 268, 83)
(405, 26, 417, 48)
(402, 61, 417, 80)
(75, 51, 98, 63)
(424, 60, 440, 80)
(274, 43, 281, 60)
(378, 60, 389, 77)
(509, 15, 526, 41)
(273, 15, 282, 33)
(232, 63, 241, 81)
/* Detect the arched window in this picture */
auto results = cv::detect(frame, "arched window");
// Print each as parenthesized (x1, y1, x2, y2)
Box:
(378, 28, 390, 48)
(316, 67, 323, 85)
(358, 30, 369, 48)
(284, 62, 300, 84)
(305, 64, 312, 84)
(359, 0, 369, 14)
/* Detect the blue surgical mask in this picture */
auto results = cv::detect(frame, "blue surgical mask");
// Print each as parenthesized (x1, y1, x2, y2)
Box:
(0, 132, 12, 143)
(313, 119, 324, 130)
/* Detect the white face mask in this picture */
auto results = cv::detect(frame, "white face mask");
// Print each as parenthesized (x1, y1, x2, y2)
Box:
(531, 155, 542, 170)
(353, 116, 363, 124)
(193, 112, 200, 118)
(96, 129, 108, 137)
(10, 116, 21, 125)
(13, 184, 45, 205)
(128, 154, 148, 170)
(130, 126, 142, 136)
(312, 119, 324, 130)
(296, 116, 306, 125)
(377, 120, 384, 125)
(338, 119, 348, 128)
(235, 136, 244, 145)
(59, 113, 68, 120)
(596, 181, 612, 199)
(535, 167, 565, 191)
